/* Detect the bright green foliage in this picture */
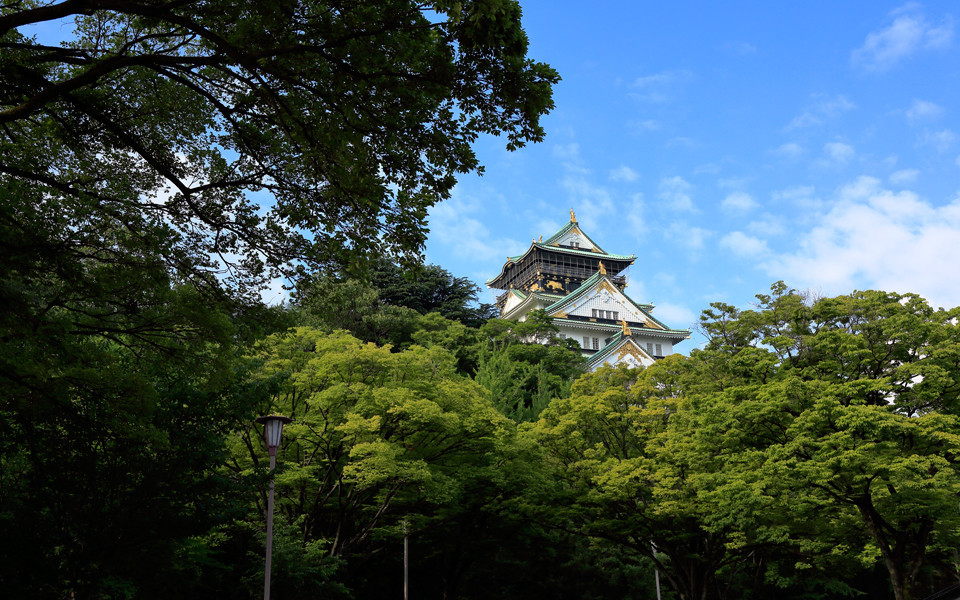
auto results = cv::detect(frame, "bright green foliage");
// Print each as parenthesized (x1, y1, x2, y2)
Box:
(233, 328, 512, 577)
(529, 362, 759, 600)
(476, 310, 585, 421)
(528, 282, 960, 600)
(693, 283, 960, 600)
(411, 311, 482, 374)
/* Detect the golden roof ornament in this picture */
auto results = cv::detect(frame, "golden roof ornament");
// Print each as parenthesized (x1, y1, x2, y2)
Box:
(539, 235, 542, 242)
(570, 209, 577, 223)
(598, 261, 606, 275)
(621, 319, 631, 336)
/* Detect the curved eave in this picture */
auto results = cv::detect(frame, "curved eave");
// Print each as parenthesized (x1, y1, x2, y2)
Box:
(533, 243, 635, 261)
(551, 318, 690, 342)
(486, 243, 636, 288)
(586, 334, 655, 369)
(502, 292, 558, 320)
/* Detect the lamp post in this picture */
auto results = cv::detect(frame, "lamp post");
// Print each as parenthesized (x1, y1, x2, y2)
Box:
(255, 414, 293, 600)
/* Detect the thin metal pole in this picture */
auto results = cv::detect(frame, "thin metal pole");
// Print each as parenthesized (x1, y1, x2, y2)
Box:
(652, 541, 661, 600)
(403, 520, 409, 600)
(264, 452, 277, 600)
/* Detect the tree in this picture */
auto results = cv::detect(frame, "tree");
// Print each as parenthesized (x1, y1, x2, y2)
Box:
(0, 291, 268, 599)
(1, 6, 555, 592)
(694, 284, 960, 600)
(1, 0, 558, 302)
(230, 328, 513, 595)
(530, 362, 767, 600)
(367, 258, 497, 327)
(475, 310, 585, 421)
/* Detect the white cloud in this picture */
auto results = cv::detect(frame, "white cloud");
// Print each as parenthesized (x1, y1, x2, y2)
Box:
(658, 176, 695, 211)
(694, 163, 721, 175)
(261, 276, 292, 306)
(773, 142, 805, 159)
(722, 41, 757, 56)
(773, 185, 816, 202)
(784, 94, 856, 130)
(649, 301, 698, 330)
(722, 191, 759, 213)
(889, 168, 919, 184)
(666, 224, 711, 252)
(626, 193, 646, 235)
(822, 141, 855, 166)
(666, 137, 697, 148)
(560, 174, 616, 232)
(629, 119, 661, 132)
(720, 231, 770, 257)
(747, 214, 786, 237)
(852, 6, 953, 71)
(762, 176, 960, 309)
(632, 69, 693, 88)
(427, 189, 526, 264)
(718, 177, 750, 190)
(920, 129, 957, 152)
(552, 142, 581, 161)
(630, 69, 693, 103)
(610, 165, 639, 182)
(906, 99, 944, 121)
(772, 185, 823, 212)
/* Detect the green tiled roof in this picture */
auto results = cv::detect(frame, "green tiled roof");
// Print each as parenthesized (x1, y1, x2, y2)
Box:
(585, 332, 626, 369)
(533, 242, 635, 260)
(544, 272, 690, 340)
(541, 220, 617, 256)
(533, 292, 565, 301)
(541, 221, 578, 246)
(585, 334, 657, 370)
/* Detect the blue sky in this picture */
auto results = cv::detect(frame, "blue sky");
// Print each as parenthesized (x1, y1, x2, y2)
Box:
(425, 1, 960, 350)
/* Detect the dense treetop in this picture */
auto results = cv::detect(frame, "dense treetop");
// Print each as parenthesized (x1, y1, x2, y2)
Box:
(1, 0, 558, 299)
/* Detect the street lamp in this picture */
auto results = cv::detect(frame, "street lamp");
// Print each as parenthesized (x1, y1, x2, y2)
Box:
(255, 414, 293, 600)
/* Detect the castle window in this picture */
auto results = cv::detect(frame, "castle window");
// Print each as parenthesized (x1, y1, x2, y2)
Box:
(655, 343, 662, 356)
(592, 337, 599, 350)
(591, 309, 597, 318)
(647, 342, 653, 354)
(583, 336, 590, 348)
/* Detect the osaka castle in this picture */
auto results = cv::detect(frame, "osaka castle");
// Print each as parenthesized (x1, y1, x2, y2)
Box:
(486, 210, 690, 371)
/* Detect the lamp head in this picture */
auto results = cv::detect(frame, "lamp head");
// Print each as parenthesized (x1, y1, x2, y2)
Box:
(255, 414, 293, 456)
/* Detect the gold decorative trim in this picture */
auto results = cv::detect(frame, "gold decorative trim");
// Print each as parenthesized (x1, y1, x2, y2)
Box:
(616, 343, 645, 362)
(598, 279, 618, 295)
(570, 209, 577, 222)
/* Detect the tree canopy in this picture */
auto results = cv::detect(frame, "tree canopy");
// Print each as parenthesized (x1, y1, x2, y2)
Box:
(0, 3, 558, 598)
(1, 0, 558, 303)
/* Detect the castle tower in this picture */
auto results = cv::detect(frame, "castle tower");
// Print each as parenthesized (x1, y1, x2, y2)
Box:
(486, 211, 689, 370)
